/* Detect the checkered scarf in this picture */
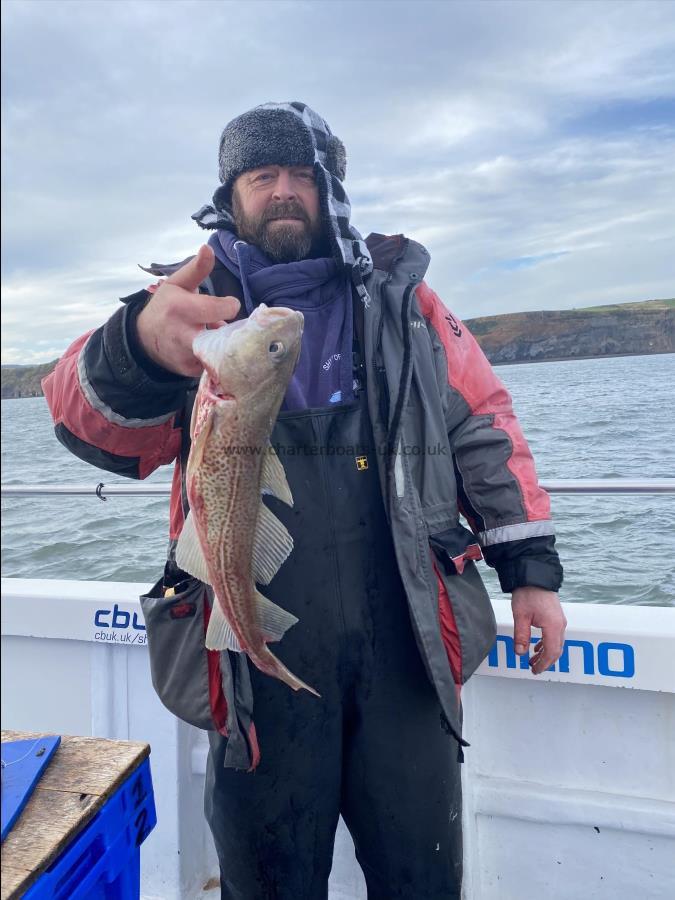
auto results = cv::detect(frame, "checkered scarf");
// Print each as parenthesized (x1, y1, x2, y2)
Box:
(192, 101, 372, 307)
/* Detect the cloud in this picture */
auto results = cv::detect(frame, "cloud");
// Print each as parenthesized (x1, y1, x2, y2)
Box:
(471, 252, 572, 282)
(2, 0, 675, 361)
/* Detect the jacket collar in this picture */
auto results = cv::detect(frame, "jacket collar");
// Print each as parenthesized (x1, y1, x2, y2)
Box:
(365, 233, 430, 281)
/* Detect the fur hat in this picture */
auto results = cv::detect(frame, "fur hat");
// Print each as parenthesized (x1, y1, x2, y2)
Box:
(216, 104, 347, 203)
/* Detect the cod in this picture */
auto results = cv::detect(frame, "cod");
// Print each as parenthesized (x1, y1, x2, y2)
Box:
(176, 304, 318, 697)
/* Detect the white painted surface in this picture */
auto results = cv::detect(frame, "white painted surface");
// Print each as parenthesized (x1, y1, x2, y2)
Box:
(2, 578, 674, 899)
(461, 676, 675, 900)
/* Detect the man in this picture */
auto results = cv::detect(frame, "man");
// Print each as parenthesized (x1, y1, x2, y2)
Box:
(44, 101, 566, 899)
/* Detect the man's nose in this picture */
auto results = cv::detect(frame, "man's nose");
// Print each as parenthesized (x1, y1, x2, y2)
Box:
(271, 171, 297, 201)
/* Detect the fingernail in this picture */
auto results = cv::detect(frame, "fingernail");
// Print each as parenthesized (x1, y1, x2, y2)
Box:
(516, 644, 526, 654)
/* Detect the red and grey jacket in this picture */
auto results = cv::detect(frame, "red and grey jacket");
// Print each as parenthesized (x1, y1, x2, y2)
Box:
(43, 233, 562, 747)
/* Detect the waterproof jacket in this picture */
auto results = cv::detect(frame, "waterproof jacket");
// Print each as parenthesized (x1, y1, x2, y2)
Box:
(43, 232, 562, 746)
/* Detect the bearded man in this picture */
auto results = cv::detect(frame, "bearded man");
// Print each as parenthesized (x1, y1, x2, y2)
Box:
(44, 101, 565, 900)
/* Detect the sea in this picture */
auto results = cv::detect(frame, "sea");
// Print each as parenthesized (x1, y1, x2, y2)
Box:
(1, 353, 674, 606)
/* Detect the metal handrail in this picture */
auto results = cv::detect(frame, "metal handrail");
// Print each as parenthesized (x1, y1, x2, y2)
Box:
(1, 479, 674, 498)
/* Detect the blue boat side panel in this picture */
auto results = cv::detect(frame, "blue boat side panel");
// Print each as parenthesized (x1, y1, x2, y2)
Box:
(1, 736, 62, 841)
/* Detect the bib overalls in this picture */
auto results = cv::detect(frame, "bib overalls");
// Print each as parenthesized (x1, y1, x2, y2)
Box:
(204, 385, 463, 900)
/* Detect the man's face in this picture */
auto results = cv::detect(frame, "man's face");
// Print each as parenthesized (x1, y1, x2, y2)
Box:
(231, 165, 327, 262)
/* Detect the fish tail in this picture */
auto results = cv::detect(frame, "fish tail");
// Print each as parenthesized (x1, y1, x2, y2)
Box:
(254, 646, 321, 698)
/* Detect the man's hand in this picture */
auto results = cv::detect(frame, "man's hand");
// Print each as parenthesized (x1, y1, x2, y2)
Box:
(511, 586, 567, 675)
(136, 244, 241, 377)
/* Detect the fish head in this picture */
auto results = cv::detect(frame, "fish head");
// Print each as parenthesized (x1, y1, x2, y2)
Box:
(192, 305, 304, 409)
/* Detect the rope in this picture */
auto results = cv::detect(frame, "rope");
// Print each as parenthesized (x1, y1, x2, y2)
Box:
(1, 739, 44, 770)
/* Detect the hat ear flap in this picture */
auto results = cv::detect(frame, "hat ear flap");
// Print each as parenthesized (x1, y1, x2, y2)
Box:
(325, 135, 347, 182)
(212, 183, 232, 212)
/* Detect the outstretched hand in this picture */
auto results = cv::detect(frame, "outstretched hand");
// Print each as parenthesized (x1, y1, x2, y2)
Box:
(511, 586, 567, 675)
(136, 244, 241, 377)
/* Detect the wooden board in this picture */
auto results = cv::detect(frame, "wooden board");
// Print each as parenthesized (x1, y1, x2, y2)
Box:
(0, 731, 150, 900)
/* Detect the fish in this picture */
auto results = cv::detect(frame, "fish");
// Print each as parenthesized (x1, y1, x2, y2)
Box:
(175, 303, 319, 697)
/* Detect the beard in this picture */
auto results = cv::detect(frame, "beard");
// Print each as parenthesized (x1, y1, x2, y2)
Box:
(231, 193, 329, 263)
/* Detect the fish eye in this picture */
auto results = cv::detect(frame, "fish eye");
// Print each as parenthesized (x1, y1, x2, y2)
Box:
(268, 340, 286, 358)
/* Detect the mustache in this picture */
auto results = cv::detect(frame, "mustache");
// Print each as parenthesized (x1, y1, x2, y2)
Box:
(263, 202, 309, 225)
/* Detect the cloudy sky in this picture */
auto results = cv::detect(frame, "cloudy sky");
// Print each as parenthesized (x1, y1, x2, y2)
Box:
(2, 0, 674, 364)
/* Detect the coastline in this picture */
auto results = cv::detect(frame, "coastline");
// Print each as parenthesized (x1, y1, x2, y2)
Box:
(3, 298, 673, 398)
(2, 350, 673, 399)
(491, 348, 675, 368)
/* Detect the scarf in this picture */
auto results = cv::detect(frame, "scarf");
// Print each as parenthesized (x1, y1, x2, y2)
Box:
(209, 230, 355, 411)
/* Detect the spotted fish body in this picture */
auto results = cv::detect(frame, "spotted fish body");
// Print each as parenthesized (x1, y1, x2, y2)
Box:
(176, 304, 318, 697)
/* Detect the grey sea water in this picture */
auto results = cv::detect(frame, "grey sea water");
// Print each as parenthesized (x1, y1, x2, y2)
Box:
(2, 353, 674, 605)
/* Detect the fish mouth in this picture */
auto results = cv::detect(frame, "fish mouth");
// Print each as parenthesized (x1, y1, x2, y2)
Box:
(205, 376, 235, 405)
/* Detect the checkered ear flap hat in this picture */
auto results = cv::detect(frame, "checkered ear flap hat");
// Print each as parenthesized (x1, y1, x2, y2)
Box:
(192, 101, 372, 307)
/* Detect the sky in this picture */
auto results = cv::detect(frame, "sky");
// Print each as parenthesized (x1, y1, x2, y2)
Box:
(2, 0, 674, 364)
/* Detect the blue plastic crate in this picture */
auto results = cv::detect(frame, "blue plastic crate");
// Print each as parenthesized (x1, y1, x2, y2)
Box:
(23, 757, 156, 900)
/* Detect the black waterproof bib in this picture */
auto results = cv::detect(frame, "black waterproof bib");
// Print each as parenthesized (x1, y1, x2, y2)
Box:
(205, 391, 463, 900)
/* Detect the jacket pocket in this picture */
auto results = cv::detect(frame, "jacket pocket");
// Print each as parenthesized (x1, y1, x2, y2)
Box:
(429, 522, 483, 575)
(140, 576, 226, 732)
(438, 562, 497, 683)
(430, 525, 497, 684)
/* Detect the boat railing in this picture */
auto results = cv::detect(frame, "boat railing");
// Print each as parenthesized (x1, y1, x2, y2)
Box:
(2, 478, 674, 498)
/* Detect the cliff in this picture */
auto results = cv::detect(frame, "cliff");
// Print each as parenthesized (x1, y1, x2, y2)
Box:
(1, 362, 60, 400)
(464, 298, 674, 365)
(2, 299, 673, 398)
